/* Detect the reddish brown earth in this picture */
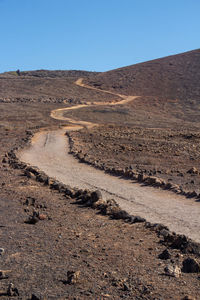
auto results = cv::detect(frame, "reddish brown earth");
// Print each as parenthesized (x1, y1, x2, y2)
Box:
(69, 125, 200, 194)
(0, 70, 115, 104)
(65, 49, 200, 194)
(86, 49, 200, 104)
(0, 50, 200, 299)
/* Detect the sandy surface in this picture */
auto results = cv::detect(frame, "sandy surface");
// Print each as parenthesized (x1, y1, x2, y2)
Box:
(19, 129, 200, 243)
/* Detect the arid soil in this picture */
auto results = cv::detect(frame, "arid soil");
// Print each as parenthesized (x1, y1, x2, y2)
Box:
(19, 129, 200, 242)
(86, 49, 200, 103)
(2, 105, 200, 300)
(0, 71, 115, 104)
(1, 50, 200, 299)
(69, 125, 200, 194)
(64, 49, 200, 195)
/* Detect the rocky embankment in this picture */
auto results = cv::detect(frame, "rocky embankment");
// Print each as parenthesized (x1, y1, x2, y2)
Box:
(66, 131, 200, 200)
(0, 129, 200, 298)
(3, 130, 200, 257)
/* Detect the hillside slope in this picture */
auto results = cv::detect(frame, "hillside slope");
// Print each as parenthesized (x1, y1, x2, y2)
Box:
(0, 70, 115, 104)
(86, 49, 200, 102)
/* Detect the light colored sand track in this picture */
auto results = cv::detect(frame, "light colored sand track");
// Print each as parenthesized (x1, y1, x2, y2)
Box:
(50, 78, 138, 123)
(19, 129, 200, 242)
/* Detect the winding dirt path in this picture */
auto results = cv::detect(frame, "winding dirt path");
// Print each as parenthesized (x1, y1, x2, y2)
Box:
(50, 78, 138, 124)
(19, 78, 200, 243)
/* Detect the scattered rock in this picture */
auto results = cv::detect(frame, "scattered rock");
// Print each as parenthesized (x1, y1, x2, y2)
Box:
(38, 213, 47, 220)
(138, 173, 144, 182)
(162, 232, 200, 255)
(187, 167, 198, 174)
(7, 283, 19, 296)
(2, 157, 7, 163)
(144, 176, 163, 186)
(0, 270, 9, 280)
(64, 270, 81, 284)
(181, 296, 196, 300)
(23, 169, 35, 179)
(28, 294, 41, 300)
(182, 258, 200, 273)
(107, 206, 130, 220)
(90, 190, 102, 203)
(159, 228, 171, 239)
(50, 181, 66, 192)
(0, 248, 4, 256)
(36, 172, 49, 184)
(92, 199, 108, 210)
(25, 166, 40, 176)
(158, 249, 171, 260)
(25, 211, 39, 225)
(164, 265, 181, 277)
(24, 197, 36, 206)
(64, 185, 73, 197)
(128, 215, 146, 224)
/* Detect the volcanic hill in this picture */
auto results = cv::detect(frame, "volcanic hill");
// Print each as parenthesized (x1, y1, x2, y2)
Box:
(86, 49, 200, 101)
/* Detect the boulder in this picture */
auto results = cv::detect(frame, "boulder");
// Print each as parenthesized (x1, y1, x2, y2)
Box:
(24, 169, 35, 179)
(92, 199, 108, 210)
(66, 270, 80, 284)
(0, 248, 5, 256)
(158, 249, 171, 260)
(144, 176, 162, 186)
(64, 185, 73, 197)
(0, 270, 9, 279)
(25, 166, 40, 176)
(90, 190, 102, 203)
(36, 172, 49, 184)
(106, 206, 130, 220)
(187, 167, 198, 174)
(7, 283, 19, 297)
(138, 173, 144, 182)
(182, 258, 200, 273)
(164, 265, 181, 277)
(50, 181, 66, 192)
(128, 215, 146, 223)
(2, 157, 7, 163)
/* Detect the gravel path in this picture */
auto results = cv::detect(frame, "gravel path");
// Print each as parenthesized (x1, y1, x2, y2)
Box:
(19, 129, 200, 243)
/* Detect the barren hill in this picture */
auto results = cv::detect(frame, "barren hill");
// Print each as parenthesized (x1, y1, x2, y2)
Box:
(86, 49, 200, 101)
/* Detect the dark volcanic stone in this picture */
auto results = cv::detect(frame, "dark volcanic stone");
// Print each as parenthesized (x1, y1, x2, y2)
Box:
(158, 249, 171, 260)
(90, 190, 102, 203)
(182, 257, 200, 273)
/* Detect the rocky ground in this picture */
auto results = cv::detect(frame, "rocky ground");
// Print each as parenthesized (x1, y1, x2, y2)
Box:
(0, 71, 116, 104)
(1, 119, 200, 299)
(68, 125, 200, 195)
(85, 49, 200, 103)
(1, 52, 200, 298)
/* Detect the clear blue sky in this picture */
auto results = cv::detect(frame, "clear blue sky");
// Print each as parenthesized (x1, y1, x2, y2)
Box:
(0, 0, 199, 72)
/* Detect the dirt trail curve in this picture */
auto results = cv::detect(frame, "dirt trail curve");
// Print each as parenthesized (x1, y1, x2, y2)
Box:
(19, 78, 200, 243)
(50, 78, 138, 124)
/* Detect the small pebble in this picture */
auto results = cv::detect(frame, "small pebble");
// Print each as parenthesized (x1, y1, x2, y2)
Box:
(0, 248, 5, 256)
(0, 270, 9, 279)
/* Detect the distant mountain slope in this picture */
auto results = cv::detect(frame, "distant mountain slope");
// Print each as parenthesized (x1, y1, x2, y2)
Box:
(86, 49, 200, 101)
(20, 69, 99, 78)
(0, 69, 113, 104)
(0, 69, 98, 78)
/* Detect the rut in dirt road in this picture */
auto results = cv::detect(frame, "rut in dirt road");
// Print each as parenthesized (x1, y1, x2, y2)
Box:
(19, 129, 200, 243)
